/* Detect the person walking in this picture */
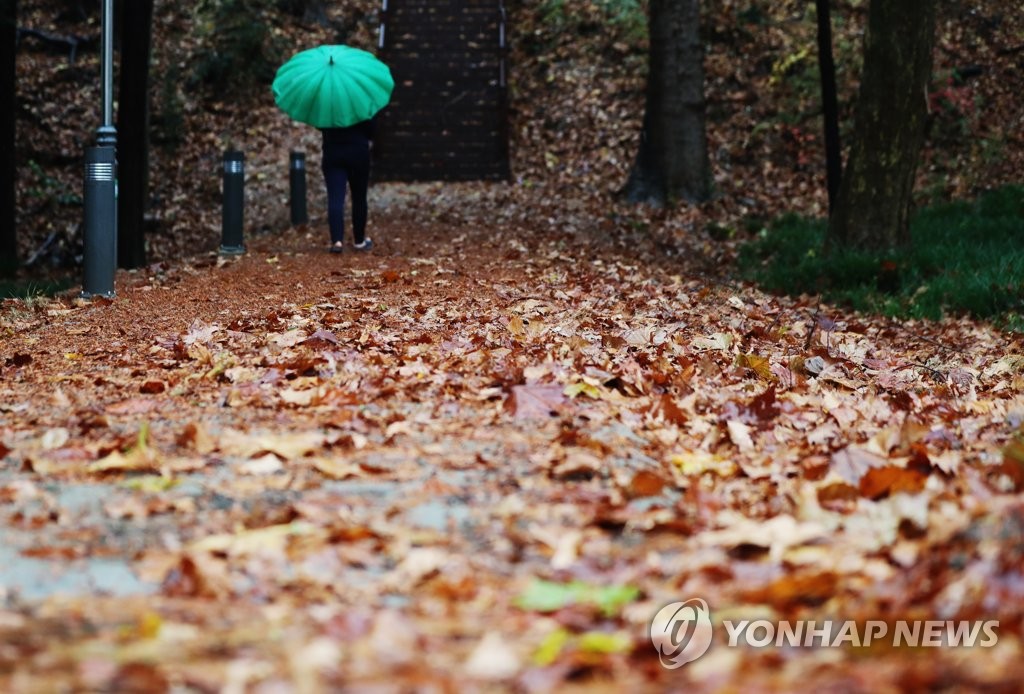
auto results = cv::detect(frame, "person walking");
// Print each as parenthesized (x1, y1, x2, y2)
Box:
(273, 44, 392, 252)
(320, 117, 375, 253)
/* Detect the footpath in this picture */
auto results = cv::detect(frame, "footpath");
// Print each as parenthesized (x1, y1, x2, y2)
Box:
(1, 190, 1022, 690)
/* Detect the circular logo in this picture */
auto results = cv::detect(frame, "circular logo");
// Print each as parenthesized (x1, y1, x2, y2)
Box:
(650, 598, 713, 669)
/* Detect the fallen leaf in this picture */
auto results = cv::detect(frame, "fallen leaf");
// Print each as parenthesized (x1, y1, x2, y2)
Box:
(239, 453, 284, 475)
(699, 513, 826, 562)
(41, 428, 70, 450)
(737, 353, 773, 381)
(506, 315, 526, 339)
(514, 579, 640, 617)
(310, 457, 366, 479)
(578, 630, 633, 654)
(280, 387, 319, 406)
(89, 422, 159, 473)
(830, 446, 888, 485)
(564, 381, 602, 399)
(176, 422, 216, 454)
(533, 629, 571, 666)
(727, 420, 755, 451)
(858, 466, 928, 499)
(218, 429, 324, 460)
(741, 571, 839, 609)
(106, 398, 162, 415)
(506, 384, 569, 419)
(464, 632, 521, 680)
(692, 333, 733, 351)
(626, 469, 668, 498)
(303, 328, 339, 348)
(189, 521, 318, 555)
(650, 393, 688, 426)
(671, 450, 737, 477)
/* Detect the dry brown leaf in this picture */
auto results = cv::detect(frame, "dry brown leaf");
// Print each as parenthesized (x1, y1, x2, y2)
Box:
(726, 420, 755, 452)
(506, 384, 569, 419)
(858, 466, 928, 499)
(310, 457, 366, 480)
(830, 446, 888, 485)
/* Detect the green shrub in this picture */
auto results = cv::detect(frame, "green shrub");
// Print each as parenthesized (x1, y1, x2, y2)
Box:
(539, 0, 647, 44)
(736, 186, 1024, 331)
(190, 0, 284, 94)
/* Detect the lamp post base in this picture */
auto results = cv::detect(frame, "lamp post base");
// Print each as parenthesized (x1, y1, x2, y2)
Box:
(80, 290, 116, 300)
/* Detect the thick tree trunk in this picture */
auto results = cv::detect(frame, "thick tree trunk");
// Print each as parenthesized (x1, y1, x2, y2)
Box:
(827, 0, 937, 252)
(116, 0, 153, 269)
(623, 0, 710, 207)
(814, 0, 842, 212)
(1, 0, 17, 275)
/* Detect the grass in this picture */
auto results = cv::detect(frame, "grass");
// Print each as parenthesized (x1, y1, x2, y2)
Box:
(736, 185, 1024, 332)
(0, 277, 76, 301)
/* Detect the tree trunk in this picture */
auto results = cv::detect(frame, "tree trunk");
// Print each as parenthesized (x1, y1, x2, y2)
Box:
(623, 0, 710, 207)
(814, 0, 842, 213)
(116, 0, 153, 269)
(827, 0, 937, 252)
(1, 0, 17, 275)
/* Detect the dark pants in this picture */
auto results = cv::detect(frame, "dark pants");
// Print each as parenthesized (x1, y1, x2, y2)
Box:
(322, 141, 370, 245)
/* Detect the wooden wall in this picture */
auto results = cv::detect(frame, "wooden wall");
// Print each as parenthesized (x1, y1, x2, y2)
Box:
(374, 0, 510, 182)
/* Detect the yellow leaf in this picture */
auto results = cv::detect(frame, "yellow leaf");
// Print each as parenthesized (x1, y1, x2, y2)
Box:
(670, 450, 737, 476)
(533, 629, 570, 666)
(737, 353, 773, 381)
(578, 630, 632, 654)
(564, 381, 602, 399)
(139, 612, 162, 639)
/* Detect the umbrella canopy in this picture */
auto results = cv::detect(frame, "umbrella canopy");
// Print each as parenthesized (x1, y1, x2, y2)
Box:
(272, 45, 394, 129)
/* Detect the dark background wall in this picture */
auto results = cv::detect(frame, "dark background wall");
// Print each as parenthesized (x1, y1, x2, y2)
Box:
(375, 0, 510, 182)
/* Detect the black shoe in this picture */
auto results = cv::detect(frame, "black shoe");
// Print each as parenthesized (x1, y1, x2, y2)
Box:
(353, 238, 373, 251)
(329, 242, 344, 254)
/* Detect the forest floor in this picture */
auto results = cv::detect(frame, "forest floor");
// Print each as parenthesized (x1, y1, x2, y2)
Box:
(6, 0, 1024, 690)
(2, 189, 1024, 691)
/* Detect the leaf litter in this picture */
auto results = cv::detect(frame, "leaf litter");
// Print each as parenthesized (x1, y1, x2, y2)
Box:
(1, 207, 1024, 690)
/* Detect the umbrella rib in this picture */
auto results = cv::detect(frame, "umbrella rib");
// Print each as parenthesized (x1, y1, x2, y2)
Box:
(273, 44, 393, 128)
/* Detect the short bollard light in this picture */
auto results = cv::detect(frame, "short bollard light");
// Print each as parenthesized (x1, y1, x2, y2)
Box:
(220, 149, 246, 255)
(82, 145, 117, 298)
(290, 151, 308, 226)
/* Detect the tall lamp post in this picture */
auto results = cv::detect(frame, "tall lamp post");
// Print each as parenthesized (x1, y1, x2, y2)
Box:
(82, 0, 117, 298)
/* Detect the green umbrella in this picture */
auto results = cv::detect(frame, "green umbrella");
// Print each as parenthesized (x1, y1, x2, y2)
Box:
(272, 45, 394, 129)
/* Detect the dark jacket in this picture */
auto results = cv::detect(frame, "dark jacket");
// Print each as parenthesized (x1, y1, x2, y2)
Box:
(320, 117, 376, 147)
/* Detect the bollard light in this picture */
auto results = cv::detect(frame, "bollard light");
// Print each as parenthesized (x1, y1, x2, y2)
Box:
(289, 151, 308, 226)
(220, 149, 246, 255)
(82, 146, 117, 298)
(82, 0, 117, 299)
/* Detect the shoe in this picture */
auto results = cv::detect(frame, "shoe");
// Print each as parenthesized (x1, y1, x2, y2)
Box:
(329, 242, 344, 254)
(353, 238, 373, 251)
